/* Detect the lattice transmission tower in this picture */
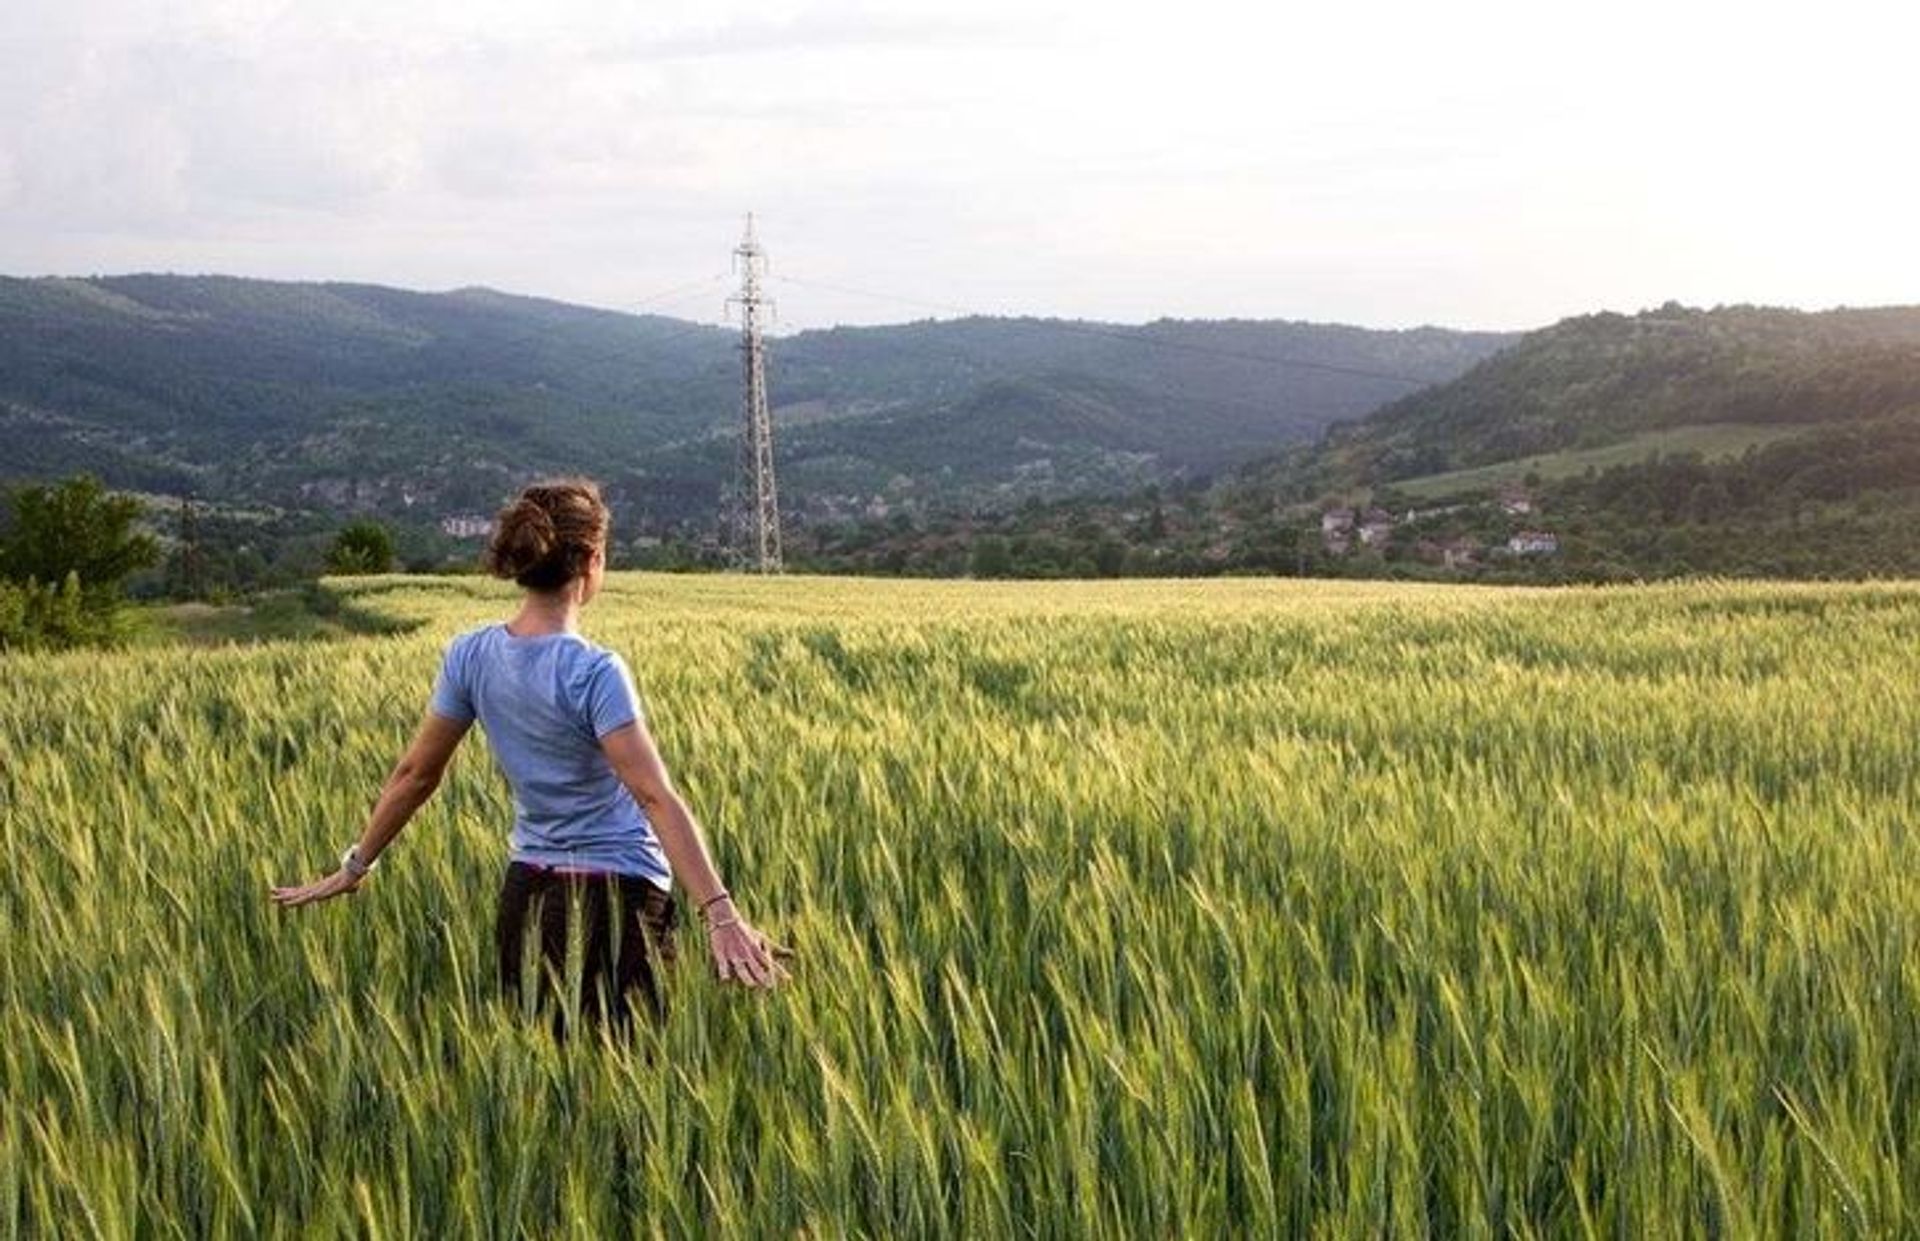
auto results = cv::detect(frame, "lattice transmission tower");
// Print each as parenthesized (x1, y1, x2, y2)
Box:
(725, 213, 783, 573)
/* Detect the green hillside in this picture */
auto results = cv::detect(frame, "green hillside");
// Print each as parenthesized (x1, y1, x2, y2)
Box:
(792, 303, 1920, 582)
(1287, 301, 1920, 493)
(0, 275, 740, 514)
(0, 275, 1511, 529)
(1390, 423, 1805, 498)
(1235, 304, 1920, 578)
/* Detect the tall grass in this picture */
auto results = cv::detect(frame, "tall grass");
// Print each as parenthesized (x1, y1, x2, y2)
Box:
(2, 574, 1915, 1236)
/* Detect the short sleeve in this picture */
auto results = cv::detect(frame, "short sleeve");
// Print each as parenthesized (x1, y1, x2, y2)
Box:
(584, 652, 644, 738)
(428, 636, 476, 723)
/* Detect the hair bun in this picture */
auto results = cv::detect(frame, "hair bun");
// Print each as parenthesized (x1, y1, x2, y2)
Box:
(484, 478, 610, 591)
(492, 499, 556, 578)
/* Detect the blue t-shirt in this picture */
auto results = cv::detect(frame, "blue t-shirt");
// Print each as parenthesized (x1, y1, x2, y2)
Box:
(429, 624, 671, 891)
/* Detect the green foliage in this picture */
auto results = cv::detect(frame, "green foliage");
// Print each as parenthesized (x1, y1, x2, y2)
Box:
(969, 535, 1013, 578)
(0, 572, 120, 650)
(326, 520, 395, 575)
(1522, 418, 1920, 578)
(1092, 537, 1128, 577)
(1389, 422, 1806, 499)
(1, 574, 1916, 1234)
(0, 473, 157, 648)
(0, 473, 157, 594)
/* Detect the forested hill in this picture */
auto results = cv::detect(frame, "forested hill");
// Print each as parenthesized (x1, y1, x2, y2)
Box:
(1200, 302, 1920, 579)
(0, 276, 739, 513)
(1258, 301, 1920, 497)
(794, 301, 1920, 581)
(0, 274, 1511, 526)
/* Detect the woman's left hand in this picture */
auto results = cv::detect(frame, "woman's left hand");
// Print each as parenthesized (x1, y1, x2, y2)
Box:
(269, 868, 364, 908)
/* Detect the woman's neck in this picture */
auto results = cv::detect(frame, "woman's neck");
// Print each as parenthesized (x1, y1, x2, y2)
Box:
(506, 588, 581, 637)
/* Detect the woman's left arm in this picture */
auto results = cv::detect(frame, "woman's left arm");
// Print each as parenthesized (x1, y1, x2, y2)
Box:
(269, 712, 471, 908)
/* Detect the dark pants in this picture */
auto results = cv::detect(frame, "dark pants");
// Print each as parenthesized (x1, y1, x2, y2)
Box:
(495, 861, 678, 1039)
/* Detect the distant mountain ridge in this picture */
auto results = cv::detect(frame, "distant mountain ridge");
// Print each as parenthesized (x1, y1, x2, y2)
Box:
(0, 274, 1514, 528)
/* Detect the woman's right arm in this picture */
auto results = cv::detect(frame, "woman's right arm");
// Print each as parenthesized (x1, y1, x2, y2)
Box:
(600, 719, 788, 989)
(270, 711, 469, 908)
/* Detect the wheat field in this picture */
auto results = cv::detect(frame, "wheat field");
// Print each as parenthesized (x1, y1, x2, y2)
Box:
(2, 574, 1916, 1237)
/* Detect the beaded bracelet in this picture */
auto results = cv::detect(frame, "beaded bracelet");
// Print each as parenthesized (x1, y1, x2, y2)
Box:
(698, 890, 733, 918)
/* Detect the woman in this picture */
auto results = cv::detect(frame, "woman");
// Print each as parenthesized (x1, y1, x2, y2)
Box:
(270, 478, 785, 1035)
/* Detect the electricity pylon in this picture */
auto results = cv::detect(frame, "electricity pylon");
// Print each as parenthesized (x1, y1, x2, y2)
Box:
(726, 213, 782, 573)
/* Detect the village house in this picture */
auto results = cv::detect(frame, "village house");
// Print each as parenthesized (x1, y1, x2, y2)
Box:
(439, 514, 492, 539)
(1500, 485, 1536, 516)
(1507, 530, 1559, 555)
(1403, 503, 1470, 523)
(1442, 537, 1481, 568)
(1320, 506, 1355, 553)
(1413, 536, 1482, 568)
(1357, 507, 1393, 548)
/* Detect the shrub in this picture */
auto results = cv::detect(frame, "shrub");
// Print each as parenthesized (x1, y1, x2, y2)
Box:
(326, 521, 395, 575)
(0, 573, 119, 651)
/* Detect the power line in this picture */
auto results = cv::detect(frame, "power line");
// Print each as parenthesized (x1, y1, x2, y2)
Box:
(433, 293, 734, 378)
(771, 272, 1438, 387)
(581, 317, 728, 359)
(402, 273, 733, 380)
(625, 272, 729, 313)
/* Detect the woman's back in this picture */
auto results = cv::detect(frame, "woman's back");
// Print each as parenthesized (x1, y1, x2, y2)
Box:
(432, 623, 672, 889)
(273, 476, 785, 1035)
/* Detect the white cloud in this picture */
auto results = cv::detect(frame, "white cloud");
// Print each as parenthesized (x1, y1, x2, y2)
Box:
(1, 0, 1916, 327)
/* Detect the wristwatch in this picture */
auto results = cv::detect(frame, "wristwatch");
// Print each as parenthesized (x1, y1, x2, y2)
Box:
(340, 844, 379, 879)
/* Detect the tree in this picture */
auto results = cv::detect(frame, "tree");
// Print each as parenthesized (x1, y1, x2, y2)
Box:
(0, 475, 158, 599)
(327, 520, 395, 575)
(0, 573, 116, 650)
(969, 536, 1013, 579)
(0, 475, 159, 650)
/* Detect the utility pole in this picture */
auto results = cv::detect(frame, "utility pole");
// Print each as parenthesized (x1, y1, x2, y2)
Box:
(726, 213, 783, 573)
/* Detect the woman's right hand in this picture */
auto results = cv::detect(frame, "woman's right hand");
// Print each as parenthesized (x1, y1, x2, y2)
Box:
(269, 866, 365, 908)
(704, 899, 791, 989)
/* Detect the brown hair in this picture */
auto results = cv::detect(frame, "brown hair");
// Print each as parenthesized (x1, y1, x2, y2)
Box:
(486, 478, 610, 592)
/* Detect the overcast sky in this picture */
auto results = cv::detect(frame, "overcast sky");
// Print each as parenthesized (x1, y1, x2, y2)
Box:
(5, 0, 1915, 332)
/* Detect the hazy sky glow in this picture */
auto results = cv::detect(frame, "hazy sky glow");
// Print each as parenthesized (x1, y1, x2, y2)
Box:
(5, 0, 1916, 332)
